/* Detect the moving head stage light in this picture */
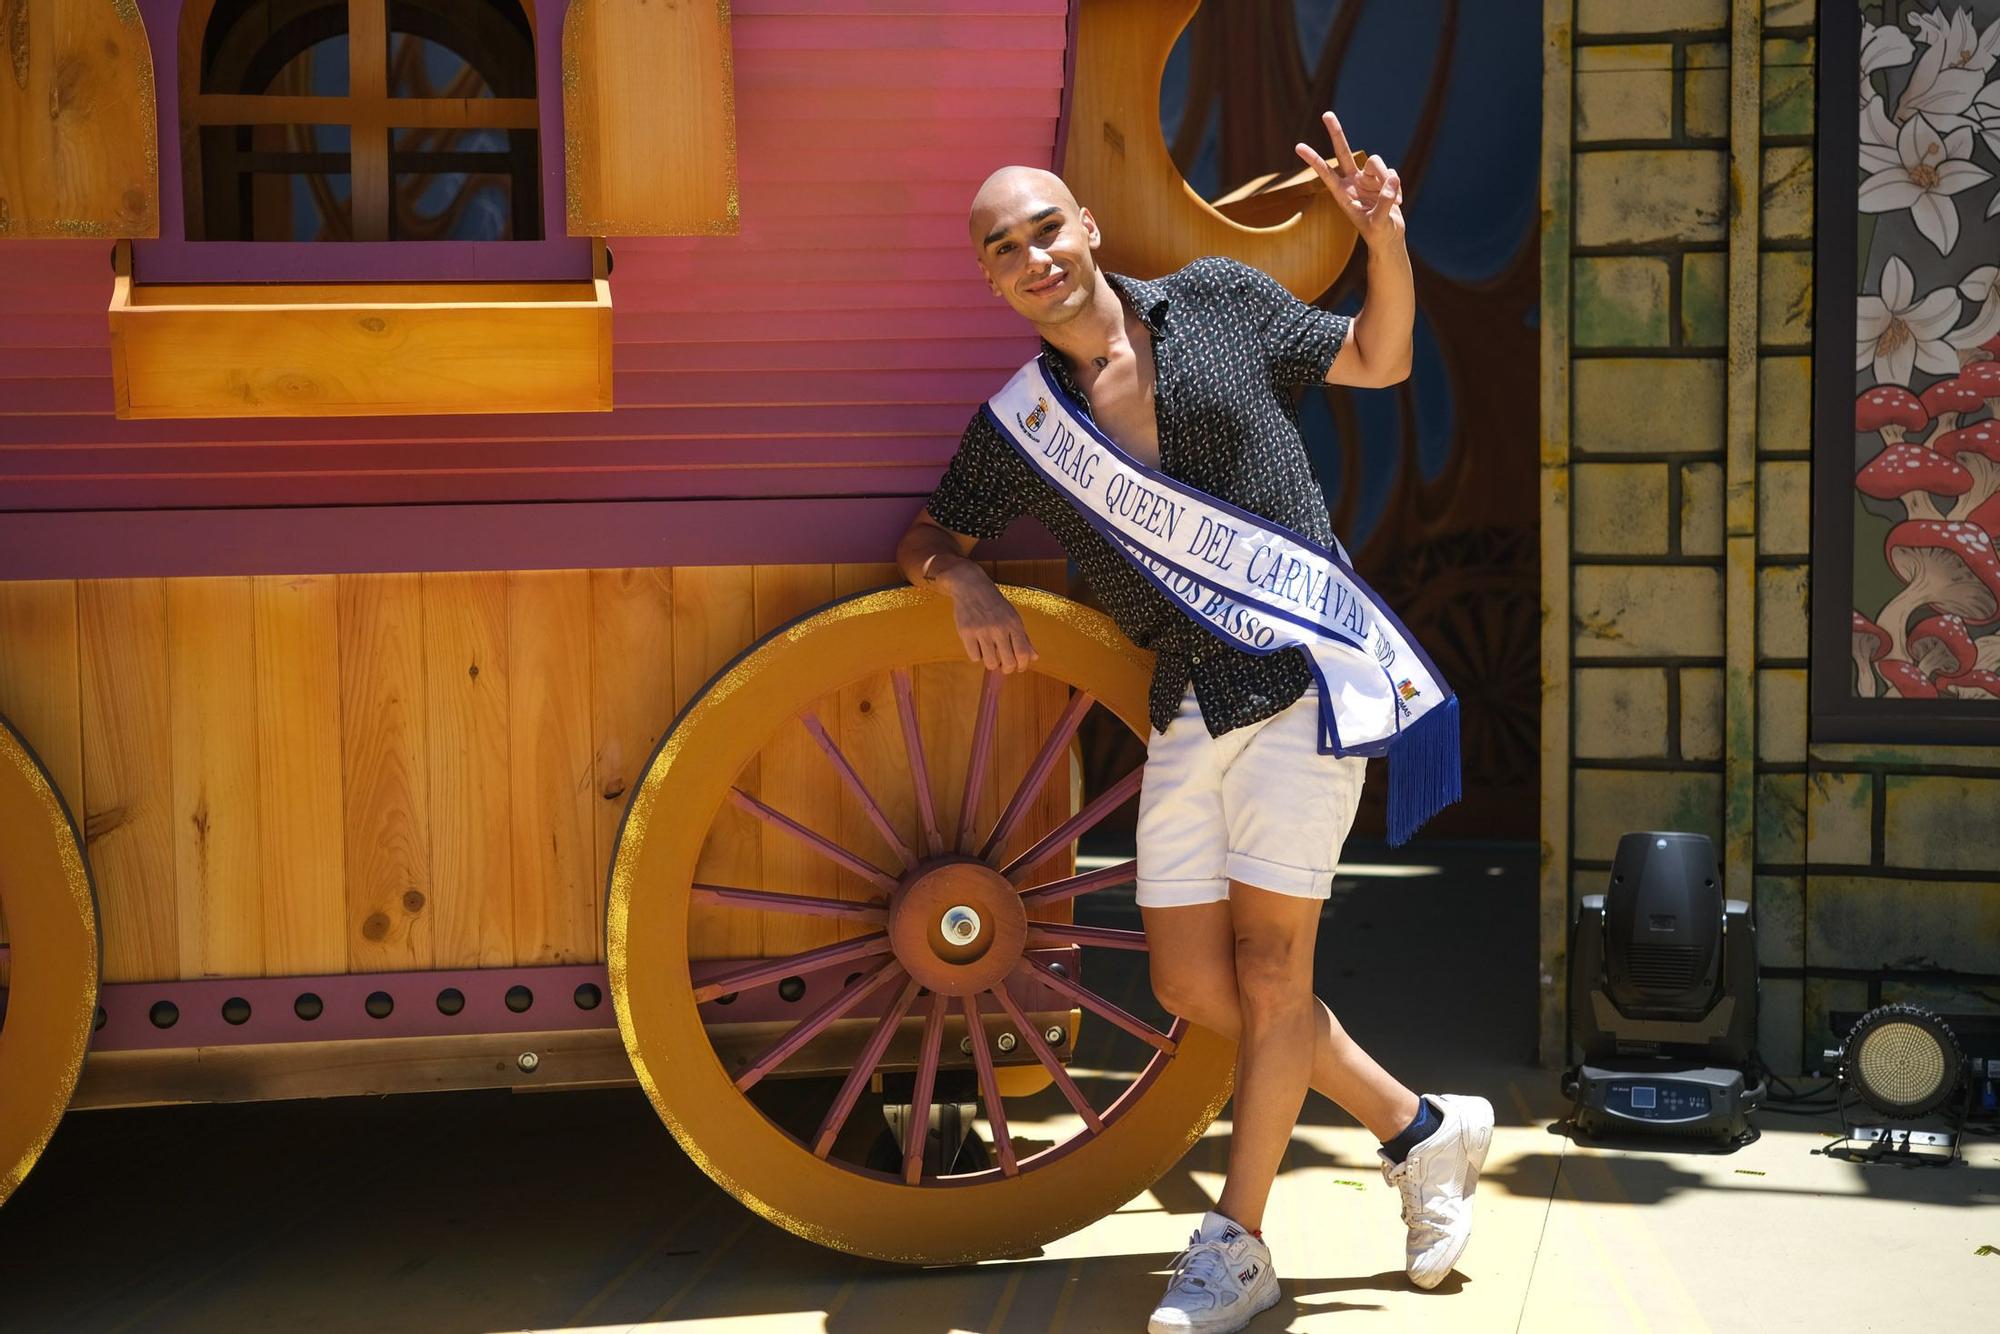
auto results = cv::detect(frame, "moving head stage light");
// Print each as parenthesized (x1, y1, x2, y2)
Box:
(1562, 832, 1764, 1144)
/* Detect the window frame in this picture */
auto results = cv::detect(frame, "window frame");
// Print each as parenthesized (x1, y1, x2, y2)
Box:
(133, 0, 589, 282)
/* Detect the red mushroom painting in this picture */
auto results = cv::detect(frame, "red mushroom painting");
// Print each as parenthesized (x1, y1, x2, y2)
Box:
(1922, 377, 1986, 435)
(1852, 610, 1893, 698)
(1879, 658, 1943, 699)
(1855, 386, 1930, 446)
(1961, 357, 2000, 411)
(1908, 612, 1979, 680)
(1840, 13, 2000, 720)
(1876, 520, 2000, 660)
(1857, 441, 1973, 519)
(1931, 421, 2000, 518)
(1941, 667, 2000, 698)
(1849, 27, 2000, 709)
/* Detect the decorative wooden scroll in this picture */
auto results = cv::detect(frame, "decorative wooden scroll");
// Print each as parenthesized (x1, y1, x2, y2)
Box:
(0, 0, 158, 239)
(1060, 0, 1356, 302)
(562, 0, 737, 237)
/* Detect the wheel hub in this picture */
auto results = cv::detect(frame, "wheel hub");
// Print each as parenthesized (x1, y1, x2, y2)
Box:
(888, 858, 1027, 996)
(941, 905, 982, 945)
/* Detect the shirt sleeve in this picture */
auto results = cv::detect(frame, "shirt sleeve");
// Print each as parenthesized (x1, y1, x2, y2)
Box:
(925, 412, 1026, 542)
(1215, 257, 1352, 390)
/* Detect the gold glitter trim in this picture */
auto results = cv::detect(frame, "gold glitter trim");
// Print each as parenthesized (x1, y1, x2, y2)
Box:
(0, 720, 100, 1206)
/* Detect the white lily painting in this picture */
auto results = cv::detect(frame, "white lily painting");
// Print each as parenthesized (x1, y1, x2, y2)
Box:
(1854, 3, 2000, 703)
(1859, 109, 1990, 252)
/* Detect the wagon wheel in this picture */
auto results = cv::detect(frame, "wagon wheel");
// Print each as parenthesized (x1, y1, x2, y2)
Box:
(608, 586, 1235, 1263)
(0, 715, 100, 1207)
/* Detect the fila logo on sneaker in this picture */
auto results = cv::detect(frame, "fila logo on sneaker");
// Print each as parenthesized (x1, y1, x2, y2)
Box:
(1238, 1264, 1260, 1284)
(1221, 1227, 1241, 1242)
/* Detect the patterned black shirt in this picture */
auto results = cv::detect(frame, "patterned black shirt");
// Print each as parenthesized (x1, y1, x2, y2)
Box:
(926, 256, 1352, 737)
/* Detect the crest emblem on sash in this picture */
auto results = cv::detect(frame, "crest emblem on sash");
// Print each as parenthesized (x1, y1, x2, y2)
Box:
(1022, 397, 1049, 437)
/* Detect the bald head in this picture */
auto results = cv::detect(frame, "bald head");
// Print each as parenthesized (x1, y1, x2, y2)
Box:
(967, 165, 1102, 326)
(969, 165, 1081, 247)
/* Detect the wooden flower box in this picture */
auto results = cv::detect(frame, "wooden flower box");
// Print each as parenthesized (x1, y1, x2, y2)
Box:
(108, 263, 613, 420)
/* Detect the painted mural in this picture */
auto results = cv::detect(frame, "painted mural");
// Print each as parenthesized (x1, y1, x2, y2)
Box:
(1161, 0, 1542, 836)
(1849, 2, 2000, 706)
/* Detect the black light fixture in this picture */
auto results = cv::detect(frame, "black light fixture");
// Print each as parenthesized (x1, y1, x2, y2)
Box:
(1824, 1002, 1983, 1164)
(1561, 831, 1764, 1144)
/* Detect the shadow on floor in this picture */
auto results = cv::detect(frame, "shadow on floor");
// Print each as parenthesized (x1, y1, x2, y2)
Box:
(2, 840, 1552, 1332)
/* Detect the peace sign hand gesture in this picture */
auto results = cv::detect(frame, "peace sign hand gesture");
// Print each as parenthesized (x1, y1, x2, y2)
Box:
(1296, 111, 1405, 248)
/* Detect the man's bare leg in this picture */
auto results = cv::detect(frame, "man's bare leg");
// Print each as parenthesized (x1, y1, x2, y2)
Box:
(1143, 899, 1421, 1143)
(1207, 883, 1332, 1232)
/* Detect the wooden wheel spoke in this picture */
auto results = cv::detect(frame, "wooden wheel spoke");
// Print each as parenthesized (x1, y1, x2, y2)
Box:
(1018, 956, 1176, 1054)
(733, 958, 904, 1092)
(961, 993, 1019, 1177)
(1027, 922, 1149, 952)
(727, 787, 900, 893)
(798, 713, 918, 871)
(992, 979, 1103, 1132)
(813, 974, 924, 1159)
(691, 932, 892, 1004)
(691, 884, 888, 924)
(891, 669, 945, 855)
(980, 689, 1094, 861)
(1000, 766, 1143, 885)
(903, 991, 951, 1184)
(1019, 859, 1137, 906)
(954, 669, 1005, 854)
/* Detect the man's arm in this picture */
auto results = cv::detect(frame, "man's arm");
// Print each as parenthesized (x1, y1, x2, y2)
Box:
(896, 509, 1040, 672)
(1294, 111, 1413, 389)
(1327, 234, 1413, 389)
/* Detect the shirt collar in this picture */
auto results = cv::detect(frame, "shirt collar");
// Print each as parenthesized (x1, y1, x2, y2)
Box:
(1037, 270, 1171, 392)
(1105, 270, 1172, 332)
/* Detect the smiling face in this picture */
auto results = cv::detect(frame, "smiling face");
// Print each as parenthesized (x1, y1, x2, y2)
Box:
(968, 166, 1103, 327)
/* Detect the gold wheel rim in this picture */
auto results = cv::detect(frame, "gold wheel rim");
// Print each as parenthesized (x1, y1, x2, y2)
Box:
(0, 716, 99, 1206)
(607, 586, 1235, 1263)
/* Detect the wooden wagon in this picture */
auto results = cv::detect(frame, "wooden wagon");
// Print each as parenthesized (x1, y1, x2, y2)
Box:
(0, 0, 1356, 1261)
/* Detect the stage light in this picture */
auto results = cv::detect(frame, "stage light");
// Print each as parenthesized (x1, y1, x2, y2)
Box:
(1562, 831, 1763, 1144)
(1820, 1002, 1983, 1164)
(1843, 1003, 1964, 1119)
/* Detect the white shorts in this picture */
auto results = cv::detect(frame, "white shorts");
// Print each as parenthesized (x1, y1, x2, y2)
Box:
(1133, 685, 1369, 908)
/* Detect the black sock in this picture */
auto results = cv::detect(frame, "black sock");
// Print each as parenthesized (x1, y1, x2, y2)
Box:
(1380, 1095, 1441, 1165)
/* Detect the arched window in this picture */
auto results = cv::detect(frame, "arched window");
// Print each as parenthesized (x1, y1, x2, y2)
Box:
(183, 0, 541, 242)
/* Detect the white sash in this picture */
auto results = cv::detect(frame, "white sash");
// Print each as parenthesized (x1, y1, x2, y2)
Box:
(984, 357, 1461, 845)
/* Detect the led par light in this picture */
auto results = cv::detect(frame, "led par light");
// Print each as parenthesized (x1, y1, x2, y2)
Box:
(1826, 1003, 1977, 1163)
(1843, 1004, 1964, 1117)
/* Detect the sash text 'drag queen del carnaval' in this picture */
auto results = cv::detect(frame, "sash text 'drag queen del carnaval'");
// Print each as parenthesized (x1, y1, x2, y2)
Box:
(983, 357, 1461, 845)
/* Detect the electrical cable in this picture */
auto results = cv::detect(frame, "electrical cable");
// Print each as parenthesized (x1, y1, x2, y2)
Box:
(1747, 1049, 1838, 1108)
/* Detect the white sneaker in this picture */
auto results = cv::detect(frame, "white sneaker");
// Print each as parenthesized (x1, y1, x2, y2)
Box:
(1147, 1211, 1281, 1333)
(1378, 1093, 1494, 1290)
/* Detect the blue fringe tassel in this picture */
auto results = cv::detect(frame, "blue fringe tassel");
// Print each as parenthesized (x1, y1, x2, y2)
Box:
(1387, 695, 1462, 847)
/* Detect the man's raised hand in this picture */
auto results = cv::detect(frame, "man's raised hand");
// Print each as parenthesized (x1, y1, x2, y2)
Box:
(1295, 111, 1405, 246)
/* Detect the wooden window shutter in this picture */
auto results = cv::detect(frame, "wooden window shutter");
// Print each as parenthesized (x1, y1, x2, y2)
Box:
(561, 0, 736, 237)
(0, 0, 159, 239)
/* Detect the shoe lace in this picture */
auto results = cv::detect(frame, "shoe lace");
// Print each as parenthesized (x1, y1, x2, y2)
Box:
(1393, 1168, 1447, 1238)
(1167, 1238, 1234, 1292)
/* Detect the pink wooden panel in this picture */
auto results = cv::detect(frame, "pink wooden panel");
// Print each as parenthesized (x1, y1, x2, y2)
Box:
(0, 2, 1072, 574)
(0, 499, 1062, 580)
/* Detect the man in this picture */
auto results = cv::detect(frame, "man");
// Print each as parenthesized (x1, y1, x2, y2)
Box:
(896, 114, 1492, 1334)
